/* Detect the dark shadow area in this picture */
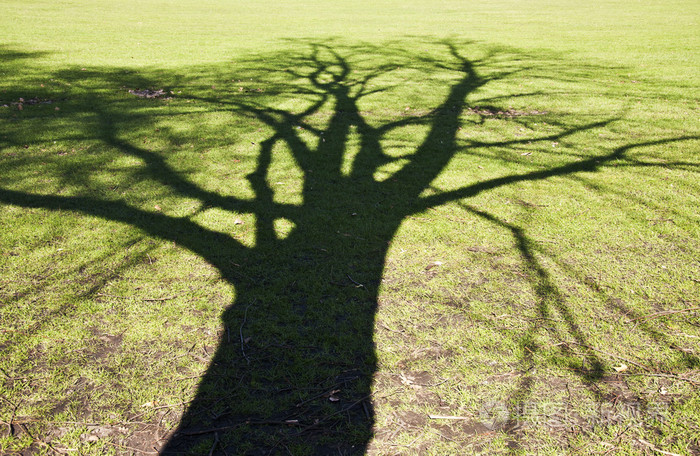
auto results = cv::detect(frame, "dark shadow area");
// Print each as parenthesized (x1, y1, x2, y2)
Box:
(1, 39, 698, 455)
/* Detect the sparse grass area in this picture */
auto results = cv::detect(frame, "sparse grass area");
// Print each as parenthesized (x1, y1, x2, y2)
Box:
(1, 1, 699, 455)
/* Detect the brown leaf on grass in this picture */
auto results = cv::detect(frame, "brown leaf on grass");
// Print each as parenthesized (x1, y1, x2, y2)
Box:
(154, 205, 162, 211)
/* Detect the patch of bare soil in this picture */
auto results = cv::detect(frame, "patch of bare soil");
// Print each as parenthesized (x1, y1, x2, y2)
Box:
(1, 97, 56, 109)
(128, 89, 171, 99)
(466, 106, 548, 118)
(89, 327, 124, 362)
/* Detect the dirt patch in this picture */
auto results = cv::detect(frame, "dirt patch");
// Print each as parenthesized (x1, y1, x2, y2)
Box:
(415, 388, 444, 407)
(442, 299, 470, 311)
(126, 421, 170, 453)
(407, 344, 454, 362)
(398, 371, 435, 387)
(49, 377, 94, 419)
(79, 424, 130, 442)
(434, 311, 470, 329)
(466, 245, 498, 254)
(1, 97, 56, 109)
(89, 327, 123, 361)
(466, 106, 548, 118)
(128, 88, 171, 99)
(397, 410, 426, 427)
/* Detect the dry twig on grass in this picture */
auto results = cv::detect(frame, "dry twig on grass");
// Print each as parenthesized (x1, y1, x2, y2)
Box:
(628, 306, 700, 322)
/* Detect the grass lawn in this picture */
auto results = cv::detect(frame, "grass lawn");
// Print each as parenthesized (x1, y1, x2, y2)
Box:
(1, 0, 699, 454)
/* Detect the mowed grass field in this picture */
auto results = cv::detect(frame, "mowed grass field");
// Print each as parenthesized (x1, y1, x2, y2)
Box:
(1, 0, 699, 454)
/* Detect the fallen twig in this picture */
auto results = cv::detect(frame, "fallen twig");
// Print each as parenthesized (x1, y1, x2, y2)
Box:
(618, 372, 698, 387)
(563, 342, 654, 372)
(292, 395, 371, 436)
(387, 436, 420, 448)
(600, 441, 619, 456)
(347, 274, 365, 289)
(103, 440, 160, 454)
(8, 400, 19, 437)
(295, 383, 344, 407)
(128, 401, 190, 422)
(180, 393, 377, 439)
(646, 218, 675, 225)
(207, 432, 220, 456)
(240, 302, 253, 364)
(180, 419, 302, 437)
(561, 342, 697, 386)
(143, 296, 179, 302)
(628, 306, 700, 322)
(96, 293, 178, 302)
(169, 343, 197, 362)
(247, 420, 303, 426)
(637, 438, 682, 456)
(181, 425, 241, 437)
(518, 315, 564, 323)
(2, 419, 101, 426)
(96, 293, 135, 300)
(432, 428, 458, 442)
(0, 396, 20, 437)
(378, 322, 404, 333)
(362, 400, 371, 419)
(18, 423, 76, 454)
(428, 414, 472, 420)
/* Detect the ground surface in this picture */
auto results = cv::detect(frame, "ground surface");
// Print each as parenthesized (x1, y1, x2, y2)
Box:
(1, 0, 699, 455)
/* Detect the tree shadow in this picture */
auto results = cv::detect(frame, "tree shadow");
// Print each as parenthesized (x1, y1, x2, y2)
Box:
(455, 138, 700, 449)
(1, 39, 698, 454)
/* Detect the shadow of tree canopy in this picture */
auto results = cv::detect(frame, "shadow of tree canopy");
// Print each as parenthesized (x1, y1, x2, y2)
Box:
(1, 39, 698, 454)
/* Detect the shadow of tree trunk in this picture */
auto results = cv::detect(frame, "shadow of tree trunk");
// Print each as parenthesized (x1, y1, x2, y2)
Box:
(160, 41, 488, 455)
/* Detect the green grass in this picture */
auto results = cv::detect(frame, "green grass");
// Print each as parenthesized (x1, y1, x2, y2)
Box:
(1, 0, 699, 454)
